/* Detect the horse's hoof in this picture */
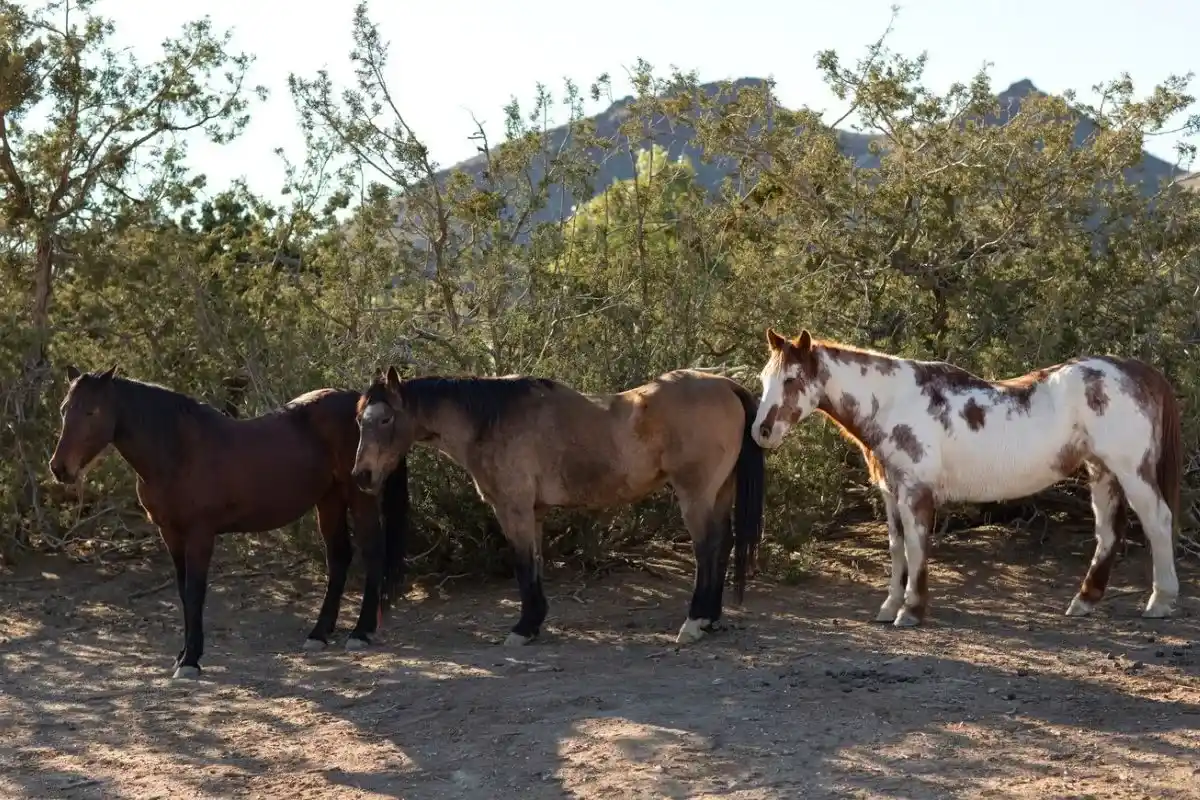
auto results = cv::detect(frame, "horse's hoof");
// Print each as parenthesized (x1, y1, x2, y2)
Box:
(345, 636, 370, 652)
(503, 632, 534, 647)
(892, 608, 923, 628)
(171, 665, 202, 680)
(1065, 594, 1095, 617)
(302, 638, 328, 652)
(675, 618, 709, 645)
(874, 602, 903, 623)
(1142, 594, 1176, 618)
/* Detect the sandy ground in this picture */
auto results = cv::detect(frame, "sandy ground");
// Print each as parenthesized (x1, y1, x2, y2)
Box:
(1, 524, 1198, 800)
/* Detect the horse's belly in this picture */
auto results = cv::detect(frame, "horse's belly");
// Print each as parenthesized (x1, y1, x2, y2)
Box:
(543, 461, 664, 510)
(936, 436, 1071, 504)
(210, 454, 332, 533)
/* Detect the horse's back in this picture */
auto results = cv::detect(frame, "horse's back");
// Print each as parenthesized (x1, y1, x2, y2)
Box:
(211, 387, 361, 481)
(281, 387, 363, 473)
(509, 370, 749, 508)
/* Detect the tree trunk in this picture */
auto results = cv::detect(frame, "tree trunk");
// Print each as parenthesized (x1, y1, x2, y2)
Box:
(27, 231, 54, 369)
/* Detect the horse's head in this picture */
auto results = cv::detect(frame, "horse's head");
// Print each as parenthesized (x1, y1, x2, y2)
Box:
(752, 328, 823, 449)
(49, 365, 120, 483)
(352, 365, 418, 496)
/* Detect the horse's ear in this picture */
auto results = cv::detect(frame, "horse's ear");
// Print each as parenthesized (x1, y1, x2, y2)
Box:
(766, 328, 788, 352)
(99, 364, 118, 381)
(384, 365, 402, 393)
(66, 365, 81, 381)
(793, 330, 812, 353)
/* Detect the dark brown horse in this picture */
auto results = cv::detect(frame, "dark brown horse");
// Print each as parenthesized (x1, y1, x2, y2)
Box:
(48, 366, 409, 679)
(350, 367, 765, 647)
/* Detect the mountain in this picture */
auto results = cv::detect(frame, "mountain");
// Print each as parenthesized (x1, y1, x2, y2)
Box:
(382, 78, 1189, 254)
(430, 78, 1186, 218)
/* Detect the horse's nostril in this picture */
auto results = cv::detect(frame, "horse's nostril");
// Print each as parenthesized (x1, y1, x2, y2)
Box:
(758, 424, 771, 440)
(353, 470, 372, 489)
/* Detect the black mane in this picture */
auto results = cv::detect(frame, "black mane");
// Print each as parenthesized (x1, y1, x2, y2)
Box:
(107, 376, 228, 458)
(365, 375, 559, 438)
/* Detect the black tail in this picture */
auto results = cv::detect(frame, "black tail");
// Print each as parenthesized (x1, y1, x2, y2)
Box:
(731, 384, 766, 604)
(378, 456, 410, 615)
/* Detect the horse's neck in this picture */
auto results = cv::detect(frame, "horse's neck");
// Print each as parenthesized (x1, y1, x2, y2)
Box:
(399, 399, 462, 462)
(111, 388, 214, 482)
(815, 345, 902, 421)
(111, 421, 176, 484)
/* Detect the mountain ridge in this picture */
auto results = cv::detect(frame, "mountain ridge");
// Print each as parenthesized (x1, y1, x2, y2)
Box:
(384, 78, 1188, 251)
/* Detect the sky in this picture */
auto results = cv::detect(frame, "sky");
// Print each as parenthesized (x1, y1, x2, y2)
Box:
(89, 0, 1200, 204)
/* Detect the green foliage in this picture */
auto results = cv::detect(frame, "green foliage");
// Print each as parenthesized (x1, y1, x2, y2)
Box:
(3, 2, 1200, 576)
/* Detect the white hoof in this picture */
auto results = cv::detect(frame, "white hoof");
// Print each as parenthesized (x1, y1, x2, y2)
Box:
(345, 636, 370, 652)
(1065, 594, 1095, 617)
(171, 665, 201, 680)
(875, 599, 903, 623)
(675, 618, 710, 645)
(1142, 593, 1176, 619)
(302, 638, 327, 652)
(504, 632, 533, 647)
(892, 608, 922, 628)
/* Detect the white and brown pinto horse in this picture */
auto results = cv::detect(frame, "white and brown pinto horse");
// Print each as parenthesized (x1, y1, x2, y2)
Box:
(753, 328, 1182, 627)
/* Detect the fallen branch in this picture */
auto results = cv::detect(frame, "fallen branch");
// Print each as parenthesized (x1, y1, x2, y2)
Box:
(128, 578, 173, 600)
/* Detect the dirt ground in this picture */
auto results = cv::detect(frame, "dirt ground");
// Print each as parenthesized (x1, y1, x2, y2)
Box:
(2, 524, 1198, 800)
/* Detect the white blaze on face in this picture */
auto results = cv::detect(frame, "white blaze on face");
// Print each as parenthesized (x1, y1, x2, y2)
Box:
(752, 356, 795, 450)
(355, 402, 392, 470)
(361, 403, 390, 424)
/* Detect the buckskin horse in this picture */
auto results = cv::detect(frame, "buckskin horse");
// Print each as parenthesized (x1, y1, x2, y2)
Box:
(752, 328, 1182, 626)
(48, 366, 409, 679)
(350, 366, 765, 646)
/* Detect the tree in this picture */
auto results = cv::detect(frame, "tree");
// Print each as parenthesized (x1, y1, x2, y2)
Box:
(0, 0, 263, 374)
(288, 1, 602, 375)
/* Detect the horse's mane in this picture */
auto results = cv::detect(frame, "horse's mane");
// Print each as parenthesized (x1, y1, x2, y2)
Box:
(108, 376, 228, 458)
(360, 374, 559, 438)
(814, 337, 902, 361)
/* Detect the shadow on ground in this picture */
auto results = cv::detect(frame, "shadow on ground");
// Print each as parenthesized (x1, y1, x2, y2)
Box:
(1, 525, 1198, 799)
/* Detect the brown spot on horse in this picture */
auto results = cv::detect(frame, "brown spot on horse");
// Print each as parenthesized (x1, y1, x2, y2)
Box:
(961, 397, 987, 430)
(1052, 438, 1089, 477)
(890, 424, 925, 462)
(1081, 367, 1109, 414)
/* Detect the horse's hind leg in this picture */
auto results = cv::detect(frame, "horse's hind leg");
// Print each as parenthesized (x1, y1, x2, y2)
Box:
(1066, 467, 1126, 617)
(1113, 467, 1179, 618)
(893, 484, 935, 628)
(710, 516, 735, 626)
(499, 505, 548, 647)
(705, 476, 737, 628)
(159, 526, 188, 669)
(676, 486, 728, 645)
(304, 491, 353, 650)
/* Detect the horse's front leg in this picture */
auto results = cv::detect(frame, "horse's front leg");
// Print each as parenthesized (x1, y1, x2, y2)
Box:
(304, 491, 353, 650)
(874, 489, 909, 623)
(893, 485, 936, 628)
(174, 529, 216, 679)
(345, 502, 386, 652)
